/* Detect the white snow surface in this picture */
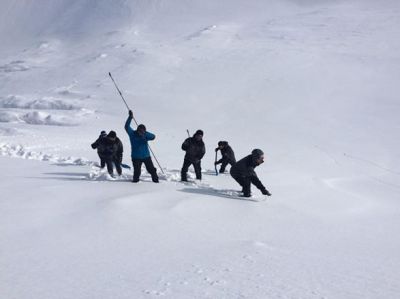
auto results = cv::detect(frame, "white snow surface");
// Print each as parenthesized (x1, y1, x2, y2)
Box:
(1, 0, 400, 298)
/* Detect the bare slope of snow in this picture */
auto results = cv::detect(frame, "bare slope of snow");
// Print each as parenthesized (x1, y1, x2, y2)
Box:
(1, 156, 399, 299)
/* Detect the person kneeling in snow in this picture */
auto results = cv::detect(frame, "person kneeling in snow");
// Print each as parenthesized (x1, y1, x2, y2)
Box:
(91, 130, 123, 177)
(215, 141, 236, 173)
(125, 110, 159, 183)
(181, 130, 206, 181)
(230, 149, 271, 197)
(91, 130, 108, 168)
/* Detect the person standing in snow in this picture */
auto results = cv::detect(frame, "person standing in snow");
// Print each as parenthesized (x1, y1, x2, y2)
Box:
(214, 141, 236, 173)
(91, 130, 107, 168)
(230, 149, 271, 198)
(125, 110, 159, 183)
(91, 130, 123, 177)
(181, 130, 206, 181)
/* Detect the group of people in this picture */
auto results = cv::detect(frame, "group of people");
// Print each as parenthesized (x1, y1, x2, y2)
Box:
(92, 110, 271, 198)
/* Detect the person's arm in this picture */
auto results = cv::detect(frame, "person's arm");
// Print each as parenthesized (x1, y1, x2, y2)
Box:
(199, 144, 206, 160)
(117, 140, 123, 162)
(182, 138, 190, 151)
(250, 174, 264, 190)
(125, 111, 134, 135)
(250, 173, 271, 196)
(91, 138, 100, 149)
(215, 158, 223, 165)
(145, 131, 155, 141)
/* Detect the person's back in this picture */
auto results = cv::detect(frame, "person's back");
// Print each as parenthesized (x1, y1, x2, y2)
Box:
(182, 136, 205, 163)
(230, 154, 254, 177)
(221, 144, 236, 164)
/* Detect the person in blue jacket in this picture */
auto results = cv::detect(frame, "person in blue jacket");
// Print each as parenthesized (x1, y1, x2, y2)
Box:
(125, 110, 159, 183)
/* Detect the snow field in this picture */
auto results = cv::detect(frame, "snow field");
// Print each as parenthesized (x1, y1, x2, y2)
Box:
(1, 0, 400, 298)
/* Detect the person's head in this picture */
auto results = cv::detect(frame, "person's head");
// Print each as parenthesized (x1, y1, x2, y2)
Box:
(194, 129, 203, 141)
(218, 141, 227, 149)
(251, 148, 264, 165)
(137, 124, 146, 136)
(100, 130, 107, 137)
(108, 130, 117, 140)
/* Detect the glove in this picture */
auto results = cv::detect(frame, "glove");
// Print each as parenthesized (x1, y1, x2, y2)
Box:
(261, 189, 271, 196)
(214, 161, 218, 165)
(215, 148, 219, 152)
(128, 110, 133, 118)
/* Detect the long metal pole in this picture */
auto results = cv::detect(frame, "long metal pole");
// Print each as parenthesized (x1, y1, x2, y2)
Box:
(108, 72, 165, 174)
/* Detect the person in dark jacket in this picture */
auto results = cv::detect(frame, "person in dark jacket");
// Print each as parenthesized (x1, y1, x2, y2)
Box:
(181, 130, 206, 181)
(91, 130, 107, 168)
(125, 110, 159, 183)
(91, 130, 123, 176)
(215, 141, 236, 173)
(230, 149, 271, 197)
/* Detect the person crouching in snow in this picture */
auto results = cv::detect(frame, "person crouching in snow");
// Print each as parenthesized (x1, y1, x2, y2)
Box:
(181, 130, 205, 181)
(230, 149, 271, 198)
(125, 110, 159, 183)
(215, 141, 236, 173)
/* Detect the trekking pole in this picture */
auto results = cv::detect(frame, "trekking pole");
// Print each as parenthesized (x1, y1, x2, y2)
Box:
(186, 129, 190, 138)
(108, 72, 165, 174)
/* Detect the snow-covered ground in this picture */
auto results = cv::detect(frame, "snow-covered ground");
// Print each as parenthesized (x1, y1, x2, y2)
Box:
(1, 0, 400, 298)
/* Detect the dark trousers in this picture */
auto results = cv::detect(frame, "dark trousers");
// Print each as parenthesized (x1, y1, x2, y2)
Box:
(100, 157, 106, 168)
(102, 157, 122, 176)
(132, 157, 158, 182)
(232, 174, 251, 196)
(181, 159, 202, 181)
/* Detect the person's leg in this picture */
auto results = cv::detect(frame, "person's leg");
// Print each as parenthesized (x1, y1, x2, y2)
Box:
(193, 161, 202, 180)
(232, 174, 251, 195)
(181, 159, 191, 181)
(242, 177, 252, 197)
(105, 158, 114, 176)
(232, 174, 244, 188)
(220, 160, 228, 173)
(100, 156, 106, 168)
(132, 159, 142, 182)
(114, 159, 122, 176)
(144, 157, 159, 183)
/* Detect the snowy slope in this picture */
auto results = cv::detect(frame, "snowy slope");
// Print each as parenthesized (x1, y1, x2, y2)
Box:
(1, 0, 400, 298)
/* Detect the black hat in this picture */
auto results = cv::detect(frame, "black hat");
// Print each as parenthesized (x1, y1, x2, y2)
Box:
(100, 130, 107, 136)
(194, 129, 204, 136)
(218, 141, 228, 147)
(137, 124, 146, 131)
(251, 149, 264, 158)
(108, 131, 116, 138)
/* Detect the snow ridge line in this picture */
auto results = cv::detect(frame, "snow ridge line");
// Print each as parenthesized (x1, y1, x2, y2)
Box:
(0, 143, 93, 166)
(0, 143, 221, 189)
(0, 143, 204, 183)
